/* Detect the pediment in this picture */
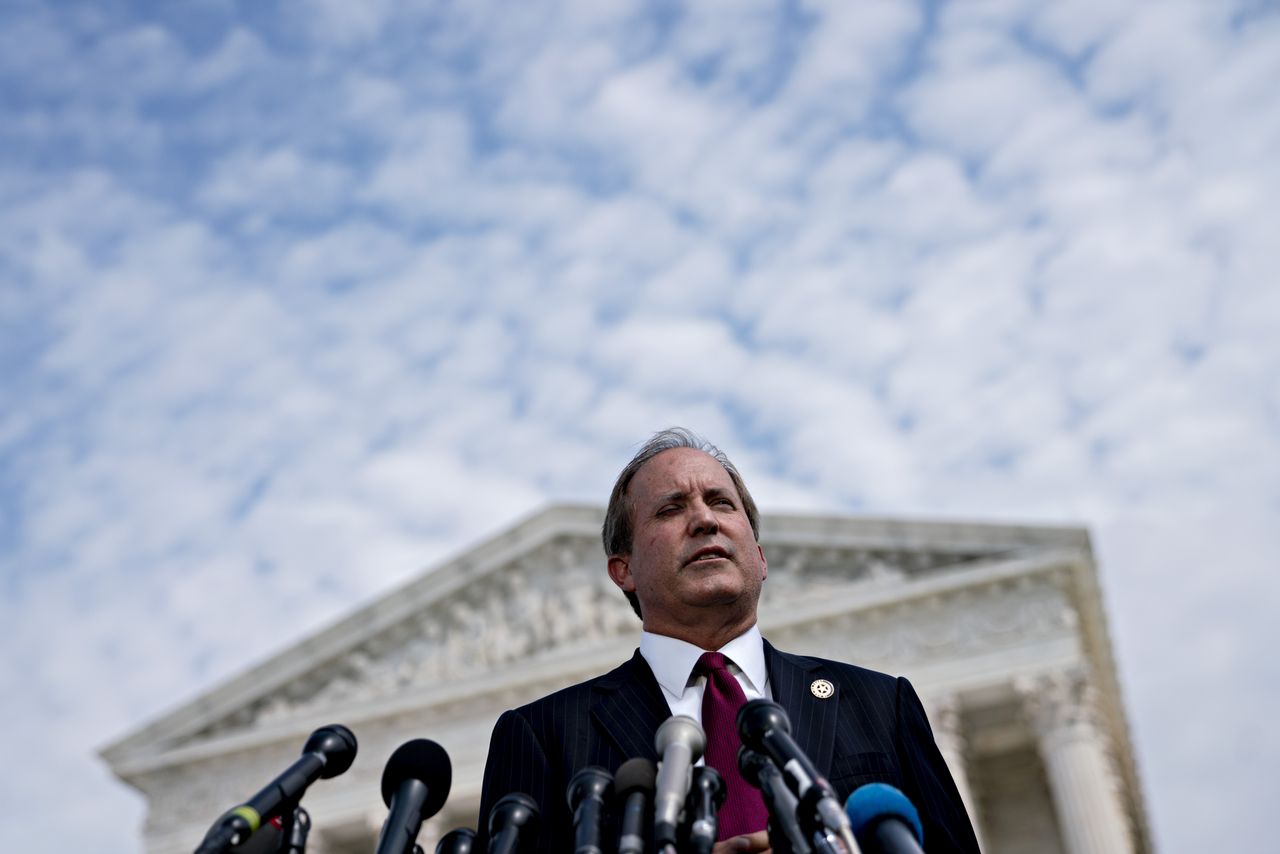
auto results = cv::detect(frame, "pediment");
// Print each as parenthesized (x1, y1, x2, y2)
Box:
(102, 505, 1091, 774)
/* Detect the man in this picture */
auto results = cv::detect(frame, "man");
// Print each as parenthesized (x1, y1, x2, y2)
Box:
(476, 429, 980, 852)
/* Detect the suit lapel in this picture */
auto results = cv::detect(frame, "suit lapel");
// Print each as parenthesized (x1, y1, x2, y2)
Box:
(765, 640, 840, 779)
(589, 643, 842, 775)
(590, 649, 672, 762)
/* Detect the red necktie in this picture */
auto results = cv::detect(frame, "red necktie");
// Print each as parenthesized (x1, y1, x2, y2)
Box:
(696, 651, 770, 840)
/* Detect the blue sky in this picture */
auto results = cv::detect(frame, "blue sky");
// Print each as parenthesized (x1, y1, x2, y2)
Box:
(2, 0, 1278, 851)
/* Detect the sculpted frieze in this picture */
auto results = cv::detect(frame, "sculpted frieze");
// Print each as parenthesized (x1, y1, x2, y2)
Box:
(762, 543, 995, 593)
(191, 539, 1052, 741)
(195, 537, 632, 738)
(769, 571, 1079, 667)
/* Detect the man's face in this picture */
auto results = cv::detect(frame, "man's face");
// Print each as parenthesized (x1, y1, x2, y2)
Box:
(607, 448, 767, 637)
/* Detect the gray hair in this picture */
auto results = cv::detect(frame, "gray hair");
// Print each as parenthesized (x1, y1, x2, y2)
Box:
(602, 427, 761, 618)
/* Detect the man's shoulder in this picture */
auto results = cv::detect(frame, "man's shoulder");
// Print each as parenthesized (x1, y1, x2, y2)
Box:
(766, 643, 902, 691)
(503, 652, 645, 720)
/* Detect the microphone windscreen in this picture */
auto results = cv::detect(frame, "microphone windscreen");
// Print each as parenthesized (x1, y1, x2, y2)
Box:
(736, 699, 790, 749)
(488, 792, 540, 837)
(304, 724, 359, 778)
(737, 747, 767, 788)
(381, 738, 453, 818)
(844, 783, 924, 845)
(614, 758, 657, 797)
(655, 714, 706, 758)
(691, 765, 726, 808)
(435, 827, 476, 854)
(567, 765, 613, 810)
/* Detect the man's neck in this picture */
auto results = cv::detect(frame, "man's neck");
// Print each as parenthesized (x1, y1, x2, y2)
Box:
(642, 613, 758, 651)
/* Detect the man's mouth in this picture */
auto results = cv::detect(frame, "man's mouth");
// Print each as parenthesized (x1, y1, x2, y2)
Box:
(686, 546, 730, 565)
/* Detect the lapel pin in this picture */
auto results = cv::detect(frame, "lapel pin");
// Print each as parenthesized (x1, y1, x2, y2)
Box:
(810, 678, 835, 699)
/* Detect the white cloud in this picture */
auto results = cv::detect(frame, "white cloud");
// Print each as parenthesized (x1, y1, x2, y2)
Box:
(300, 0, 397, 46)
(596, 315, 752, 394)
(785, 0, 922, 108)
(595, 58, 728, 156)
(188, 27, 272, 91)
(199, 146, 354, 218)
(905, 35, 1079, 161)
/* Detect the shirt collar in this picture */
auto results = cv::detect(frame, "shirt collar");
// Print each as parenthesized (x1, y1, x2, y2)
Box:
(640, 624, 767, 696)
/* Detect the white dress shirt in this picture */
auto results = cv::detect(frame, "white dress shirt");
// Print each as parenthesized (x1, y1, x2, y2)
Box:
(639, 624, 773, 730)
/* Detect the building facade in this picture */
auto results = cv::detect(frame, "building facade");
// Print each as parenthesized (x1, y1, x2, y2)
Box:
(102, 505, 1151, 853)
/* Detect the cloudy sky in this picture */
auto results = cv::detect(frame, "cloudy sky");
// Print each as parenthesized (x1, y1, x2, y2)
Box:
(2, 0, 1277, 851)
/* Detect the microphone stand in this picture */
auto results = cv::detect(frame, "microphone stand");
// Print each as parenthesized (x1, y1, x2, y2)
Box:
(810, 829, 853, 854)
(276, 803, 311, 854)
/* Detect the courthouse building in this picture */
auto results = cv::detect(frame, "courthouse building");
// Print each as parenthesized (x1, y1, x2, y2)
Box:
(102, 505, 1152, 853)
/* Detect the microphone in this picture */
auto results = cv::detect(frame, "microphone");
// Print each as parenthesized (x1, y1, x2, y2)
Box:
(375, 739, 453, 854)
(738, 700, 859, 853)
(684, 765, 725, 854)
(217, 814, 282, 854)
(567, 766, 613, 854)
(614, 758, 656, 854)
(486, 792, 540, 854)
(739, 747, 811, 854)
(435, 828, 477, 854)
(194, 724, 357, 853)
(653, 715, 706, 849)
(844, 784, 924, 854)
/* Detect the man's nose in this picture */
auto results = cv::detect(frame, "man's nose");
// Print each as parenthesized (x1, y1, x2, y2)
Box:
(688, 501, 718, 535)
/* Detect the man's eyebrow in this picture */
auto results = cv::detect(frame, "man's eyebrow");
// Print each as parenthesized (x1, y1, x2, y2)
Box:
(652, 486, 734, 505)
(653, 489, 690, 505)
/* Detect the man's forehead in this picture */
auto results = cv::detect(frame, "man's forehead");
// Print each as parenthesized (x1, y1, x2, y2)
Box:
(629, 447, 735, 497)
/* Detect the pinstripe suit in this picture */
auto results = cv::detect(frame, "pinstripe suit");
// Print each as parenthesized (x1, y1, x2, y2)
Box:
(475, 639, 981, 852)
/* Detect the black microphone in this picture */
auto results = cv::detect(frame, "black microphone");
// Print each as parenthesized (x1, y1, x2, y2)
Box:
(684, 765, 726, 854)
(737, 700, 858, 852)
(844, 784, 924, 854)
(567, 766, 613, 854)
(614, 758, 656, 854)
(653, 715, 706, 848)
(375, 739, 453, 854)
(194, 724, 357, 853)
(216, 814, 281, 854)
(739, 747, 810, 854)
(486, 792, 540, 854)
(435, 827, 476, 854)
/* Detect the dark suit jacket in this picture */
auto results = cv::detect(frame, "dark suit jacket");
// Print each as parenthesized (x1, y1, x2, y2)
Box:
(475, 640, 980, 852)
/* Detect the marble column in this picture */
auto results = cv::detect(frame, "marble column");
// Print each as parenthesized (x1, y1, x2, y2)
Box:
(929, 695, 986, 851)
(1018, 671, 1132, 854)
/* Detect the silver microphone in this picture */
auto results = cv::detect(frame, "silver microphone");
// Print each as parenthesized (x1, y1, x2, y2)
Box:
(653, 715, 706, 848)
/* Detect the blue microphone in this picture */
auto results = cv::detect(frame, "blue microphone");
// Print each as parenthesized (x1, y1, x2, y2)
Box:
(844, 783, 924, 854)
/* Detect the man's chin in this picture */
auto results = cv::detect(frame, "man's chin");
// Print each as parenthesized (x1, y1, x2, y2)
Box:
(684, 581, 752, 609)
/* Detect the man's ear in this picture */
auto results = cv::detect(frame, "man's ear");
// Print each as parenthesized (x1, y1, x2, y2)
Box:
(607, 555, 635, 593)
(758, 544, 768, 581)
